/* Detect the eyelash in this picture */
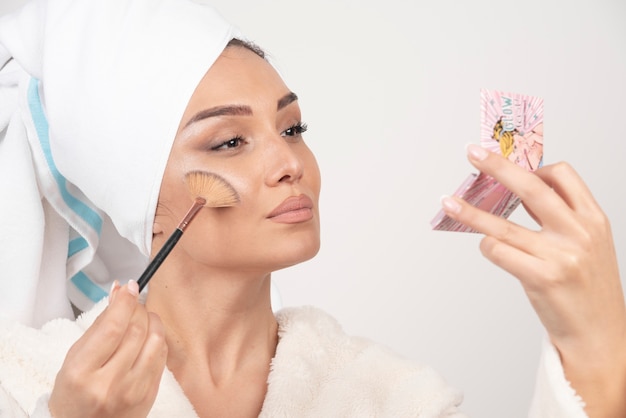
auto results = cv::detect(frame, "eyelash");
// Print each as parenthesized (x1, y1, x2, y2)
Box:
(282, 122, 308, 138)
(210, 136, 245, 151)
(209, 122, 308, 151)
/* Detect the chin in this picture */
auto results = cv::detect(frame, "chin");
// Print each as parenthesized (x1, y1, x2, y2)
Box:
(272, 236, 320, 271)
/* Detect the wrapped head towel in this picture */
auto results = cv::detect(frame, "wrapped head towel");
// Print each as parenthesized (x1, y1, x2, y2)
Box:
(0, 0, 239, 325)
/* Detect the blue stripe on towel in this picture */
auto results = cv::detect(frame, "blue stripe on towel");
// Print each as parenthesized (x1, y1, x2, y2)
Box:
(27, 78, 103, 234)
(28, 78, 106, 303)
(68, 237, 89, 258)
(71, 271, 108, 302)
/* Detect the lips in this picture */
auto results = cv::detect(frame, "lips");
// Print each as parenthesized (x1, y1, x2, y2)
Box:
(267, 194, 314, 224)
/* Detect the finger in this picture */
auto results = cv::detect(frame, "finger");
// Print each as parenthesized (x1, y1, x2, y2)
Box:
(465, 144, 573, 229)
(534, 162, 603, 215)
(479, 235, 546, 288)
(443, 192, 561, 292)
(129, 313, 168, 391)
(113, 313, 167, 408)
(521, 200, 542, 227)
(441, 195, 542, 255)
(103, 303, 150, 375)
(73, 281, 141, 369)
(108, 280, 120, 303)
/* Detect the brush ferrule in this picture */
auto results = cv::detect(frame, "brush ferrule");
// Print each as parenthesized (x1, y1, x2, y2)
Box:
(177, 197, 206, 231)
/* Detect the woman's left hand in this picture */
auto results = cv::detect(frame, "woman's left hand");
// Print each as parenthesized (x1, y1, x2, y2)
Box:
(440, 144, 626, 418)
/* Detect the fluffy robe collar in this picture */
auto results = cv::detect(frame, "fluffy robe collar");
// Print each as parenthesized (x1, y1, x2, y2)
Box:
(0, 302, 464, 417)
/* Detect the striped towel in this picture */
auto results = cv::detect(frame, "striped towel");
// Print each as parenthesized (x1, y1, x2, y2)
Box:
(0, 0, 238, 326)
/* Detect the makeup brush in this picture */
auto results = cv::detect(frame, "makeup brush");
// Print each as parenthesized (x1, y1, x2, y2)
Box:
(137, 171, 239, 292)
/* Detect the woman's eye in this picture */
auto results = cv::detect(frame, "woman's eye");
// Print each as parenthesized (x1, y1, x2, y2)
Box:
(282, 122, 308, 138)
(210, 136, 244, 151)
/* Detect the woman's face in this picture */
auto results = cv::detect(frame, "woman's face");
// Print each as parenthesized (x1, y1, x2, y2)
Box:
(153, 45, 321, 275)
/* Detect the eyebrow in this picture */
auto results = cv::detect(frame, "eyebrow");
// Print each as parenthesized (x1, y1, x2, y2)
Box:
(277, 92, 298, 111)
(183, 92, 299, 129)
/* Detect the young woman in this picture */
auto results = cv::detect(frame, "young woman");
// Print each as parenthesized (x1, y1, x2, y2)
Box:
(1, 0, 624, 417)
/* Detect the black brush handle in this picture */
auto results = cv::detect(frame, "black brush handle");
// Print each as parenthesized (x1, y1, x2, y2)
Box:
(137, 228, 183, 292)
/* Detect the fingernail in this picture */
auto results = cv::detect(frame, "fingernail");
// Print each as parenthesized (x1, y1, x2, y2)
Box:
(441, 195, 462, 215)
(127, 280, 139, 297)
(466, 143, 488, 161)
(108, 280, 120, 303)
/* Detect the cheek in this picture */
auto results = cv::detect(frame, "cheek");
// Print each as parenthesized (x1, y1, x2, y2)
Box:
(154, 170, 199, 234)
(302, 145, 321, 197)
(181, 209, 247, 253)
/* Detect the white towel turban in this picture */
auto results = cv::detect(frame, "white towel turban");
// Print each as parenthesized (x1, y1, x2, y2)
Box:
(0, 0, 239, 325)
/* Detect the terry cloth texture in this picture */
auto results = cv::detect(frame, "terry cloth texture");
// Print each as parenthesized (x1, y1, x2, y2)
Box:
(0, 0, 239, 325)
(0, 303, 588, 417)
(0, 302, 466, 417)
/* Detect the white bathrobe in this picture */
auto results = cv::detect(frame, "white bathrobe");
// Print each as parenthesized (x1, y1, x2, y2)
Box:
(0, 301, 586, 417)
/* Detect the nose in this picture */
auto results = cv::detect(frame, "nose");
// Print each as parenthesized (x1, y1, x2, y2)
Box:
(263, 135, 304, 186)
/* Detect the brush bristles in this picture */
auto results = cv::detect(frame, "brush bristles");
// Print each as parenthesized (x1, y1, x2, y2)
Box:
(185, 171, 240, 207)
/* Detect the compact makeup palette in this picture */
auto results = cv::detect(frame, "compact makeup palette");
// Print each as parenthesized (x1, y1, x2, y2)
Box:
(431, 89, 544, 232)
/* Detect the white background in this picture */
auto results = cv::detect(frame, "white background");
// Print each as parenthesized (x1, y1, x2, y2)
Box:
(2, 0, 625, 416)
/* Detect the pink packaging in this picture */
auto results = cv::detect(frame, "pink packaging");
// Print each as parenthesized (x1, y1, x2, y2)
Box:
(431, 89, 544, 232)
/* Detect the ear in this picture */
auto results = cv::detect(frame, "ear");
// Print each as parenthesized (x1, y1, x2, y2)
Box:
(152, 216, 165, 236)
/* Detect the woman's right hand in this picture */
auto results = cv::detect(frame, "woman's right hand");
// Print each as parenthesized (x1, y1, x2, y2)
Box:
(48, 281, 168, 418)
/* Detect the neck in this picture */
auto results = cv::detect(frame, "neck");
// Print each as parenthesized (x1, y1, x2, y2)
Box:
(144, 266, 278, 386)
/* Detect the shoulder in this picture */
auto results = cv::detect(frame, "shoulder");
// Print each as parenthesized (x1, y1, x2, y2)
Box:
(274, 305, 347, 343)
(262, 306, 464, 417)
